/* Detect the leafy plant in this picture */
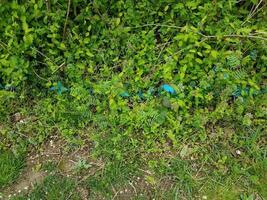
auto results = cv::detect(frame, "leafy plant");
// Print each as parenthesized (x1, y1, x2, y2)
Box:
(0, 0, 266, 199)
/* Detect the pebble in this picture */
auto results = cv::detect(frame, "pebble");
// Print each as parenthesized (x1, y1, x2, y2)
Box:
(236, 150, 241, 155)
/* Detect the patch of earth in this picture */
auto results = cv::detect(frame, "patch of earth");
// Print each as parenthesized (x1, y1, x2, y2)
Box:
(1, 153, 46, 199)
(1, 133, 172, 200)
(1, 136, 96, 199)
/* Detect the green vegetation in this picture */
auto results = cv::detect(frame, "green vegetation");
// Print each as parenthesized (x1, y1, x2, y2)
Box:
(0, 0, 266, 199)
(0, 151, 25, 188)
(11, 175, 81, 200)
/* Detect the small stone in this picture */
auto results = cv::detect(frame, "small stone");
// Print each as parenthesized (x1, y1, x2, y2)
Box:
(119, 191, 123, 194)
(18, 190, 21, 193)
(12, 113, 22, 123)
(24, 186, 28, 190)
(236, 150, 241, 155)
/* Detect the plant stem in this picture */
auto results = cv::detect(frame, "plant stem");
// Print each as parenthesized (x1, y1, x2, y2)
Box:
(63, 0, 71, 40)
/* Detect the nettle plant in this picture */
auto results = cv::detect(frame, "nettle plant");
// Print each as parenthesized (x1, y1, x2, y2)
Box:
(0, 1, 266, 164)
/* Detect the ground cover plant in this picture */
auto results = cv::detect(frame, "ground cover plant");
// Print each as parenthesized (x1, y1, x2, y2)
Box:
(0, 151, 25, 189)
(0, 0, 266, 199)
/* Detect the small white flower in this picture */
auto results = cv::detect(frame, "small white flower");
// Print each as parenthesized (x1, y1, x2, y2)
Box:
(236, 150, 241, 155)
(119, 191, 123, 194)
(18, 190, 21, 193)
(202, 195, 207, 200)
(24, 186, 29, 190)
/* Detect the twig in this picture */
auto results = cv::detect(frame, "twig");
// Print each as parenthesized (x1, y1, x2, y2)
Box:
(128, 23, 183, 29)
(198, 32, 267, 41)
(249, 31, 267, 36)
(249, 0, 263, 18)
(138, 168, 152, 175)
(242, 0, 264, 25)
(129, 24, 267, 41)
(157, 41, 169, 60)
(250, 3, 266, 19)
(32, 68, 50, 82)
(112, 190, 120, 200)
(31, 47, 66, 75)
(45, 0, 51, 12)
(31, 47, 57, 66)
(45, 152, 61, 155)
(198, 179, 208, 192)
(63, 0, 71, 40)
(129, 181, 137, 196)
(36, 61, 49, 66)
(51, 62, 65, 74)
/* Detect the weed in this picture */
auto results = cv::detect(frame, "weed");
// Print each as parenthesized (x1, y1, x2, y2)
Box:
(0, 151, 25, 189)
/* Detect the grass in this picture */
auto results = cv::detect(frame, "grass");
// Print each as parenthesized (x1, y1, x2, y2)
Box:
(12, 175, 81, 200)
(0, 151, 25, 189)
(2, 149, 266, 200)
(0, 1, 266, 199)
